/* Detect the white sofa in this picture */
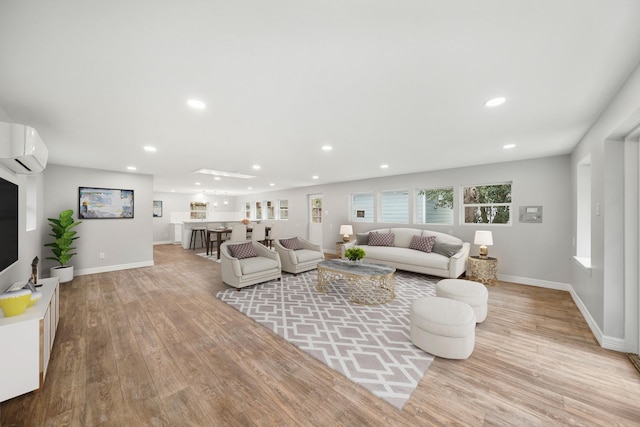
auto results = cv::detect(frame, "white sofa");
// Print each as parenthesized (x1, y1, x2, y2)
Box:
(342, 228, 470, 278)
(220, 241, 282, 289)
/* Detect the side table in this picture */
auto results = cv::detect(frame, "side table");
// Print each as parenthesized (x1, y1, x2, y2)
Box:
(335, 241, 345, 257)
(468, 256, 499, 286)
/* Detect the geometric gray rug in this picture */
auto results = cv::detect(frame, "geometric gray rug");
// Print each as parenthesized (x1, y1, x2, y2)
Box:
(216, 269, 437, 409)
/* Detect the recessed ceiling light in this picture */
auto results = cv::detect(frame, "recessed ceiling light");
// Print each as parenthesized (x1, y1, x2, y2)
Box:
(380, 164, 389, 169)
(127, 166, 137, 171)
(484, 97, 506, 107)
(213, 176, 221, 181)
(195, 182, 201, 186)
(503, 144, 516, 149)
(252, 165, 261, 170)
(312, 175, 319, 179)
(322, 145, 332, 151)
(247, 187, 252, 190)
(187, 99, 206, 109)
(171, 190, 175, 193)
(269, 183, 275, 186)
(143, 146, 157, 152)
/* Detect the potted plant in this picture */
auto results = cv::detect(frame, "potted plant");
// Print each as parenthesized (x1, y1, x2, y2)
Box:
(344, 247, 366, 262)
(45, 209, 81, 283)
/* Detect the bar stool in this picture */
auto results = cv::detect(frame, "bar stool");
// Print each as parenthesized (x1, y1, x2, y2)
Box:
(190, 226, 207, 250)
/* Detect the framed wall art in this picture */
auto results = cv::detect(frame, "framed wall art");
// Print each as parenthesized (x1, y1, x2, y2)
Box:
(79, 187, 134, 219)
(153, 200, 163, 217)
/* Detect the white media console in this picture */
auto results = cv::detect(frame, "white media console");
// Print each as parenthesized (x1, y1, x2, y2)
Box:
(0, 277, 60, 402)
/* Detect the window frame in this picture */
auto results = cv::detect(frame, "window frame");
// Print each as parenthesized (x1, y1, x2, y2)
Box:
(461, 182, 512, 225)
(415, 186, 454, 225)
(351, 192, 374, 223)
(378, 189, 409, 224)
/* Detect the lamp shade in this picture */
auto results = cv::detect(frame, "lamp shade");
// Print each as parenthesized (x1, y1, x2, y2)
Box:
(474, 230, 493, 246)
(339, 225, 353, 235)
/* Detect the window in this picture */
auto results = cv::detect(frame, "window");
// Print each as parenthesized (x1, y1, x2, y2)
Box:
(245, 202, 251, 219)
(379, 190, 408, 223)
(462, 183, 512, 224)
(266, 201, 275, 220)
(352, 193, 374, 222)
(311, 197, 322, 223)
(190, 202, 207, 220)
(255, 201, 262, 220)
(26, 175, 37, 231)
(416, 187, 453, 225)
(278, 199, 288, 220)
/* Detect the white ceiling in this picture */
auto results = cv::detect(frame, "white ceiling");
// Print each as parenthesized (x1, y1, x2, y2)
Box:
(1, 1, 640, 196)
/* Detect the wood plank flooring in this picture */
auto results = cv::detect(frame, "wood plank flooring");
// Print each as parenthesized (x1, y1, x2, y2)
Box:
(2, 244, 640, 426)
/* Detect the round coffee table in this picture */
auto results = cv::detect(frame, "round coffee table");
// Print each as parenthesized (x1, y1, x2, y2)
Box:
(316, 259, 396, 305)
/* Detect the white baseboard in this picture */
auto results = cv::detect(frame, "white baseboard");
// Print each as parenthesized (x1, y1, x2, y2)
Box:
(153, 240, 172, 245)
(74, 261, 154, 277)
(499, 274, 629, 352)
(497, 274, 571, 291)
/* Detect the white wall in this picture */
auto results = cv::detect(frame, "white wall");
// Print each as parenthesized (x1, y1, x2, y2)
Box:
(0, 108, 47, 293)
(152, 191, 239, 243)
(244, 155, 572, 286)
(43, 164, 154, 276)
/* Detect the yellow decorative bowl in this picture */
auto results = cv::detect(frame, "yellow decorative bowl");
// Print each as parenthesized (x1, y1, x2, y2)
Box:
(0, 289, 32, 317)
(28, 291, 42, 307)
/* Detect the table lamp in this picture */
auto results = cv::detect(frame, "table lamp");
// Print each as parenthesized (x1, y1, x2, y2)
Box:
(474, 230, 493, 259)
(339, 225, 353, 243)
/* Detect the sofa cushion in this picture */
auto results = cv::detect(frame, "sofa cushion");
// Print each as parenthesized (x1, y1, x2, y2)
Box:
(280, 237, 303, 250)
(409, 235, 436, 253)
(391, 228, 421, 248)
(229, 242, 258, 259)
(295, 249, 323, 263)
(364, 246, 450, 270)
(369, 232, 394, 246)
(239, 256, 280, 275)
(355, 232, 370, 245)
(432, 239, 463, 257)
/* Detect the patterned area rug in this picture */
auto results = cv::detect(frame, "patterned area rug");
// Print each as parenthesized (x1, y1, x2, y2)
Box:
(216, 269, 437, 409)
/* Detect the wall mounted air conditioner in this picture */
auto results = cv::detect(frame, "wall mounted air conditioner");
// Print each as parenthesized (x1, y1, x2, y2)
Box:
(0, 122, 48, 174)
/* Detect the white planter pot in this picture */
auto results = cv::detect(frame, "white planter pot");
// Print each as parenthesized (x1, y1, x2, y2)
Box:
(50, 265, 74, 283)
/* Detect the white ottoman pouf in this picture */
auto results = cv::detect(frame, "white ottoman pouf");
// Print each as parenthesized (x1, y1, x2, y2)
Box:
(410, 296, 476, 360)
(436, 278, 488, 323)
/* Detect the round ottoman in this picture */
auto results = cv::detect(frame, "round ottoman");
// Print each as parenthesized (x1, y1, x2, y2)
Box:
(436, 278, 488, 323)
(410, 296, 476, 360)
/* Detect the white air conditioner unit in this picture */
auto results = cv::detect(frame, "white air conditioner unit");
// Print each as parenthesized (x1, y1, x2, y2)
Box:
(0, 122, 48, 174)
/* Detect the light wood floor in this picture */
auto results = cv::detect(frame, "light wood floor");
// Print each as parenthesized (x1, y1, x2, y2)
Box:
(2, 244, 640, 426)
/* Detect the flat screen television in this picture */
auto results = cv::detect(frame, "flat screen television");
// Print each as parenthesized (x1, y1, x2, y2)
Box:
(0, 176, 18, 273)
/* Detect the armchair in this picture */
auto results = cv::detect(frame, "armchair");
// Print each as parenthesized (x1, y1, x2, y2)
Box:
(220, 241, 282, 289)
(274, 237, 325, 275)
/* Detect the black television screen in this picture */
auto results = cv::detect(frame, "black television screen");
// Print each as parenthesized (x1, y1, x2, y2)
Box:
(0, 176, 18, 273)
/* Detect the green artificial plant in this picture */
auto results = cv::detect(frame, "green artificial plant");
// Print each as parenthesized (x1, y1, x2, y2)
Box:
(45, 209, 82, 267)
(344, 246, 366, 261)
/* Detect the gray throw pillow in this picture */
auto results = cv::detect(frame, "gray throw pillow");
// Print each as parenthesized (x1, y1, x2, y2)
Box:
(432, 240, 463, 257)
(355, 233, 369, 245)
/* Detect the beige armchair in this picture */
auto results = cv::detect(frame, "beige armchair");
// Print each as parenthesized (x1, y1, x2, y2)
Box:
(220, 241, 282, 289)
(274, 237, 325, 275)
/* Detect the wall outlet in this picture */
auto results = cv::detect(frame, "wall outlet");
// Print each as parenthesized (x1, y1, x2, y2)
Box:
(99, 252, 105, 260)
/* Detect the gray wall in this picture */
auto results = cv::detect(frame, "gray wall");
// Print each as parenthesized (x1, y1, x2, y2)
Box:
(43, 164, 154, 275)
(570, 60, 640, 349)
(242, 154, 572, 287)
